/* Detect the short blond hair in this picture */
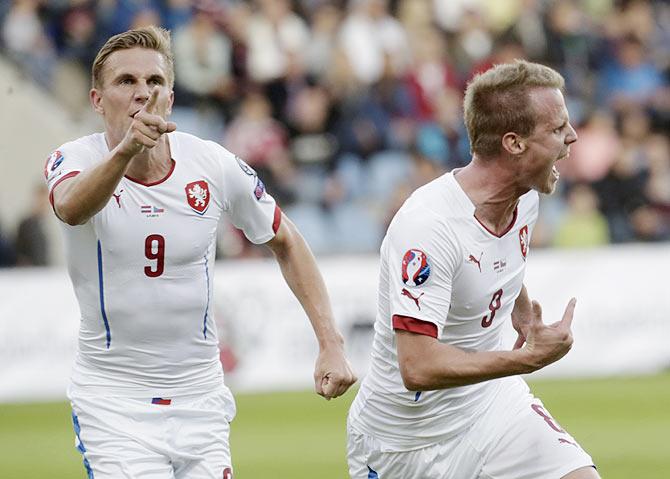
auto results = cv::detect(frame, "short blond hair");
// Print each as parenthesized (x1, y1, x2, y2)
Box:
(92, 26, 174, 89)
(463, 60, 565, 158)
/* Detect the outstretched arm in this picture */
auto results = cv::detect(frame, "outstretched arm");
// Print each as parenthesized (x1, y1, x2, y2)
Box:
(265, 214, 357, 399)
(396, 297, 576, 390)
(52, 89, 176, 225)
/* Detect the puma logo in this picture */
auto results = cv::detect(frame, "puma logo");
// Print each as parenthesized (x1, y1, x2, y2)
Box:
(112, 189, 124, 208)
(401, 288, 424, 310)
(558, 438, 578, 448)
(467, 252, 483, 272)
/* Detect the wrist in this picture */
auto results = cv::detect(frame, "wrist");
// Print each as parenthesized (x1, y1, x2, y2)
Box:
(513, 348, 539, 374)
(318, 332, 345, 351)
(112, 142, 139, 163)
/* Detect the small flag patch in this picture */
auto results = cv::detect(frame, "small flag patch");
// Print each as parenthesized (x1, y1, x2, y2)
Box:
(151, 397, 171, 405)
(141, 205, 165, 217)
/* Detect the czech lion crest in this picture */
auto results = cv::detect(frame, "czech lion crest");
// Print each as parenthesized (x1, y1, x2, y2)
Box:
(519, 225, 529, 259)
(185, 180, 210, 215)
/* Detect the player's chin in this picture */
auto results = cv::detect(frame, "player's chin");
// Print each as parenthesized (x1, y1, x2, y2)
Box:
(539, 166, 560, 194)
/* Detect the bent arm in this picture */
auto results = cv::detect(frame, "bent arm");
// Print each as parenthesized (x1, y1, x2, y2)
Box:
(396, 331, 534, 390)
(52, 148, 132, 225)
(265, 213, 356, 398)
(396, 296, 576, 391)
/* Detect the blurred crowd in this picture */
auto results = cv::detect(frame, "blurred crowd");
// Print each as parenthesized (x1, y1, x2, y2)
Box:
(1, 0, 669, 264)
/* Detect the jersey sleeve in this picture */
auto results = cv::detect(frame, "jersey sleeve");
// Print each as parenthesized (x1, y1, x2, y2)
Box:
(43, 140, 96, 207)
(216, 145, 280, 244)
(385, 210, 461, 338)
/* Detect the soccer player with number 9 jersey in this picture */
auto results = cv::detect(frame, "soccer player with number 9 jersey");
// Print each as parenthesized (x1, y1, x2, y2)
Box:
(45, 26, 356, 479)
(347, 61, 600, 479)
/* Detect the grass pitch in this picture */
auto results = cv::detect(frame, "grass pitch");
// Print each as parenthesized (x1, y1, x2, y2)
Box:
(1, 372, 668, 478)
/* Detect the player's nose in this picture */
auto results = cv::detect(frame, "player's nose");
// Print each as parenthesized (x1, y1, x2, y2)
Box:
(134, 82, 153, 105)
(565, 123, 578, 144)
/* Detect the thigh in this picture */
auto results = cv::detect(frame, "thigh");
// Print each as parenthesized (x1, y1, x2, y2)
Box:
(171, 388, 235, 479)
(479, 396, 595, 479)
(70, 395, 173, 479)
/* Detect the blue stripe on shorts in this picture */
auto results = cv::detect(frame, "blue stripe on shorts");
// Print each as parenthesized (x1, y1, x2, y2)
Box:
(71, 411, 94, 478)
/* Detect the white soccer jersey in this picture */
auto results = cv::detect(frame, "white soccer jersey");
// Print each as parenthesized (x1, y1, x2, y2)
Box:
(45, 131, 280, 397)
(348, 171, 539, 451)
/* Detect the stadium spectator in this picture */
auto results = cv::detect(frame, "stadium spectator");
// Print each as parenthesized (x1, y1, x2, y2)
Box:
(0, 218, 17, 267)
(338, 0, 411, 86)
(224, 89, 297, 206)
(245, 0, 310, 117)
(14, 183, 50, 266)
(161, 0, 193, 31)
(1, 0, 57, 90)
(645, 134, 670, 225)
(45, 26, 355, 478)
(558, 110, 620, 183)
(347, 60, 600, 479)
(553, 184, 610, 248)
(404, 25, 461, 122)
(593, 145, 650, 243)
(172, 3, 234, 108)
(597, 34, 667, 112)
(304, 2, 342, 82)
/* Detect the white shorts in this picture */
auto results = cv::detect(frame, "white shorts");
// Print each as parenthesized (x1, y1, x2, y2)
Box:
(348, 379, 595, 479)
(70, 387, 236, 479)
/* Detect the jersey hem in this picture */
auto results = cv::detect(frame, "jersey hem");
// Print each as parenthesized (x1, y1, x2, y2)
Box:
(67, 380, 224, 399)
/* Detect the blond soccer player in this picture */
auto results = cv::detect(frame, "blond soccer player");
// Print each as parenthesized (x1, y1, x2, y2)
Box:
(45, 26, 355, 479)
(347, 60, 600, 479)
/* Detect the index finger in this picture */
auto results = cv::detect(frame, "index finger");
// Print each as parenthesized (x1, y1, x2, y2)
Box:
(144, 88, 159, 114)
(560, 297, 577, 329)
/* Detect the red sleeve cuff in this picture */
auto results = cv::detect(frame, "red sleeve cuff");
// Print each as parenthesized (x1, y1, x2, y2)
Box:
(392, 315, 438, 338)
(48, 171, 80, 207)
(272, 205, 282, 234)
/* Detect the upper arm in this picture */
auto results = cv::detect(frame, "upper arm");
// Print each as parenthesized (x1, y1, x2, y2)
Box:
(395, 330, 443, 390)
(384, 213, 459, 340)
(264, 212, 293, 257)
(50, 174, 81, 222)
(44, 146, 86, 223)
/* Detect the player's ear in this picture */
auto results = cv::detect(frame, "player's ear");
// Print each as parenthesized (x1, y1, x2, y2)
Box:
(501, 132, 526, 155)
(90, 88, 104, 115)
(167, 89, 174, 116)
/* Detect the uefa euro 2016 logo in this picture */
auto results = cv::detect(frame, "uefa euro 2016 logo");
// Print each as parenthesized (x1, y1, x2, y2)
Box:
(401, 249, 431, 287)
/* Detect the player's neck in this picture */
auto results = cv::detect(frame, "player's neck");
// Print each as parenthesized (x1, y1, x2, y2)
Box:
(126, 138, 173, 184)
(454, 157, 525, 235)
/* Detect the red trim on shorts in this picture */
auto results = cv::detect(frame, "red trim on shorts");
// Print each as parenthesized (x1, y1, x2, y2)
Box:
(272, 205, 282, 234)
(124, 159, 176, 186)
(49, 171, 80, 207)
(392, 315, 438, 338)
(474, 206, 518, 238)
